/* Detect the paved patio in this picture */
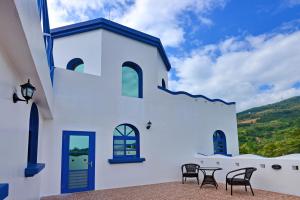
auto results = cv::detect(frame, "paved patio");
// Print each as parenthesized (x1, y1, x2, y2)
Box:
(42, 182, 300, 200)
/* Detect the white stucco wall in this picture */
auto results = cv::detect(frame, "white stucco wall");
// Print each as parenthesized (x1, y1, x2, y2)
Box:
(0, 43, 45, 200)
(0, 0, 54, 199)
(40, 30, 238, 197)
(194, 154, 300, 196)
(53, 30, 102, 76)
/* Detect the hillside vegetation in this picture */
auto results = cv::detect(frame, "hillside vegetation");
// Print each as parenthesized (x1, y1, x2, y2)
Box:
(237, 96, 300, 157)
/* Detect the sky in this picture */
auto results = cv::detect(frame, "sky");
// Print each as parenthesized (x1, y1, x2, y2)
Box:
(48, 0, 300, 112)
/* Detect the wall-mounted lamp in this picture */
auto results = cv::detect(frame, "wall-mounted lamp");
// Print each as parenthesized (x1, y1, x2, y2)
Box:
(146, 121, 152, 129)
(13, 79, 36, 104)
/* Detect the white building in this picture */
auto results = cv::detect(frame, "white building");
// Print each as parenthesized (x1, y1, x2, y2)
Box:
(0, 1, 239, 199)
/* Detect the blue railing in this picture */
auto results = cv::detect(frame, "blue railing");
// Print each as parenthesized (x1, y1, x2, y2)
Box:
(37, 0, 54, 84)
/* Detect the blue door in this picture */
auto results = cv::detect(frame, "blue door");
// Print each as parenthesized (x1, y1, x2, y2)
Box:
(61, 131, 95, 193)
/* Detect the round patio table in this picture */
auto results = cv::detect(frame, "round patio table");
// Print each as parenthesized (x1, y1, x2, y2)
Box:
(199, 167, 222, 189)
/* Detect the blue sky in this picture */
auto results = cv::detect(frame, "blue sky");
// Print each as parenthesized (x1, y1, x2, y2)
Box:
(48, 0, 300, 111)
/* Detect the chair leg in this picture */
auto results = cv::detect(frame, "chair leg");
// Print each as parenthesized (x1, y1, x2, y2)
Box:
(245, 185, 247, 191)
(249, 184, 254, 196)
(226, 182, 227, 190)
(231, 185, 233, 195)
(182, 177, 184, 184)
(197, 177, 199, 185)
(185, 177, 187, 183)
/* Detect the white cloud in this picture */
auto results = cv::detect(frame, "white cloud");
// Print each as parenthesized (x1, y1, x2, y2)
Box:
(47, 0, 226, 47)
(170, 31, 300, 111)
(47, 0, 129, 28)
(115, 0, 226, 46)
(286, 0, 300, 7)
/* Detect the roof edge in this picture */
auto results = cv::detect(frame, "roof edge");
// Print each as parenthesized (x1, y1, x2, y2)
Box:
(158, 86, 236, 105)
(51, 18, 171, 71)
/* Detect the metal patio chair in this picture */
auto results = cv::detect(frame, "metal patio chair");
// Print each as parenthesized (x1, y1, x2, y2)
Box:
(181, 163, 200, 185)
(226, 167, 257, 196)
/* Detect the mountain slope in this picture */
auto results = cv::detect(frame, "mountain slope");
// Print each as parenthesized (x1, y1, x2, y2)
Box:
(237, 96, 300, 157)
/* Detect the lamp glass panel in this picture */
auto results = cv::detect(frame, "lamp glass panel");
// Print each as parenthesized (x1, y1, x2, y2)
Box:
(21, 87, 27, 97)
(27, 88, 34, 97)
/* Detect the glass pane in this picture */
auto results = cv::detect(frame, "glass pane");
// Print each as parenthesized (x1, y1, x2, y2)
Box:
(69, 136, 89, 170)
(125, 126, 134, 136)
(122, 66, 139, 98)
(126, 151, 136, 156)
(115, 125, 125, 136)
(74, 64, 84, 73)
(68, 135, 89, 189)
(114, 151, 125, 156)
(114, 128, 123, 136)
(113, 140, 124, 145)
(127, 130, 135, 136)
(114, 144, 125, 151)
(126, 140, 136, 151)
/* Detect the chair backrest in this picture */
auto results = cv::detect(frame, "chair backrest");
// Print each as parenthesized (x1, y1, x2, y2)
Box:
(245, 167, 257, 180)
(182, 163, 200, 173)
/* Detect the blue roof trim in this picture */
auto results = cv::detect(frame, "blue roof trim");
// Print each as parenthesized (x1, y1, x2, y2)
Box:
(51, 18, 171, 71)
(158, 86, 236, 105)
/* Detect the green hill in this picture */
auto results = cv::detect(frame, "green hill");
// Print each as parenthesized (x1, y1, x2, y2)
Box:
(237, 96, 300, 157)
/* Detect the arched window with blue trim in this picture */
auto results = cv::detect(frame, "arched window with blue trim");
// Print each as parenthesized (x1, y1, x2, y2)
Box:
(213, 130, 227, 155)
(67, 58, 85, 73)
(25, 103, 45, 177)
(122, 62, 143, 98)
(28, 103, 39, 164)
(109, 124, 145, 164)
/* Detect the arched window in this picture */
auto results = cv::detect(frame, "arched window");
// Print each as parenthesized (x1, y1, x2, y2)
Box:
(28, 103, 39, 164)
(122, 62, 143, 98)
(25, 103, 45, 177)
(67, 58, 84, 73)
(213, 130, 227, 155)
(162, 78, 166, 88)
(109, 124, 145, 164)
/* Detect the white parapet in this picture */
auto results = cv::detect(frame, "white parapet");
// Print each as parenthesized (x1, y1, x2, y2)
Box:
(194, 153, 300, 196)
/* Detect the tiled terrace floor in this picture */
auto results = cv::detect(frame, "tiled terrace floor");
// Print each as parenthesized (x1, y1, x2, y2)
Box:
(42, 182, 300, 200)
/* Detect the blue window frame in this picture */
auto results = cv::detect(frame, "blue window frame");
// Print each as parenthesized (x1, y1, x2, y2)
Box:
(122, 61, 143, 98)
(213, 130, 227, 155)
(25, 103, 45, 177)
(108, 124, 145, 164)
(67, 58, 85, 73)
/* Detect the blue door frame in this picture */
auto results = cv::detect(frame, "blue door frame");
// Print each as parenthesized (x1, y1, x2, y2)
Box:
(61, 131, 95, 194)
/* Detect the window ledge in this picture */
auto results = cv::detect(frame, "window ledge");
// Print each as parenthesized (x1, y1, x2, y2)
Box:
(0, 183, 9, 200)
(108, 157, 145, 164)
(25, 163, 45, 177)
(214, 153, 232, 157)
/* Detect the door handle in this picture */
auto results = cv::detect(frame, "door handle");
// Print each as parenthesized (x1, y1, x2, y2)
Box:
(89, 161, 93, 167)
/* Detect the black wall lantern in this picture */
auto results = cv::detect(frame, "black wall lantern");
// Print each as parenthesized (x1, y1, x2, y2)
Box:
(146, 121, 152, 129)
(13, 79, 36, 104)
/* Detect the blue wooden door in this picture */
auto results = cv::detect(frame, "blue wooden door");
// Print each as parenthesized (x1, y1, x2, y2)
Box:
(61, 131, 95, 193)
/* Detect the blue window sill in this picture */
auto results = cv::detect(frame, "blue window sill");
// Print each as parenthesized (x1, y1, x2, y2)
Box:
(214, 153, 232, 157)
(108, 157, 145, 164)
(25, 163, 45, 177)
(0, 183, 9, 200)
